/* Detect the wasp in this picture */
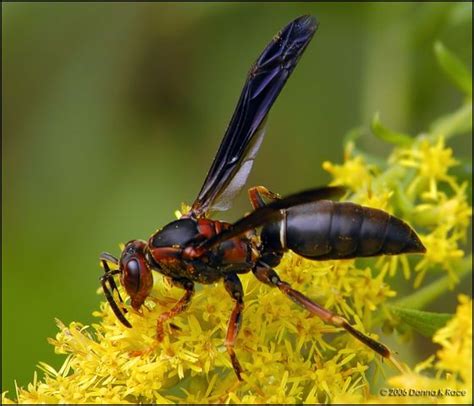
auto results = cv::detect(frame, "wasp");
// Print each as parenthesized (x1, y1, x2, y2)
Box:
(100, 15, 425, 380)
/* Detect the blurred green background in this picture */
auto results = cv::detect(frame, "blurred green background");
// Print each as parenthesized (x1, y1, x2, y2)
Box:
(2, 2, 472, 394)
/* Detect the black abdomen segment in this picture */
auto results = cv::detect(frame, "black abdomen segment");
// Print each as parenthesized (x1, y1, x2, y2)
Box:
(260, 200, 425, 260)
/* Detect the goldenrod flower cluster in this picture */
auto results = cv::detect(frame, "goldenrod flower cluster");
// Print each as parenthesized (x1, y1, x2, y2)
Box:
(324, 134, 471, 288)
(4, 126, 470, 403)
(3, 253, 394, 404)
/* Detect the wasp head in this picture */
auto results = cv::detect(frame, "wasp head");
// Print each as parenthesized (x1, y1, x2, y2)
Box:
(119, 240, 154, 311)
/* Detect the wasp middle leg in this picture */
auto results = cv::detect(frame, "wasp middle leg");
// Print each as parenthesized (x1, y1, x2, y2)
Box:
(223, 273, 245, 381)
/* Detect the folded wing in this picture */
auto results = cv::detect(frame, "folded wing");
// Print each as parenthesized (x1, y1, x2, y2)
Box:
(190, 15, 318, 217)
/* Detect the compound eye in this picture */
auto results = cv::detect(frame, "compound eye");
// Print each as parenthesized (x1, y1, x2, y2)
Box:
(124, 259, 141, 293)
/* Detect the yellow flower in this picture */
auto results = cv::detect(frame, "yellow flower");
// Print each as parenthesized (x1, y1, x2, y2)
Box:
(322, 142, 374, 192)
(434, 295, 472, 386)
(414, 186, 472, 239)
(394, 136, 459, 200)
(414, 226, 465, 287)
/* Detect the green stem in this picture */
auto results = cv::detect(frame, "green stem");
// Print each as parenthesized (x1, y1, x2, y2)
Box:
(390, 254, 472, 310)
(429, 101, 472, 140)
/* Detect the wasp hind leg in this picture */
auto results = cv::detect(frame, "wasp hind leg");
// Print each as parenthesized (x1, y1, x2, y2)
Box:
(248, 186, 281, 209)
(252, 264, 405, 370)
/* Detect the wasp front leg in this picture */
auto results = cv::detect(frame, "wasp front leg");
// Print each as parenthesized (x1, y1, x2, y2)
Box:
(156, 278, 194, 341)
(99, 254, 132, 328)
(248, 185, 281, 209)
(223, 273, 245, 381)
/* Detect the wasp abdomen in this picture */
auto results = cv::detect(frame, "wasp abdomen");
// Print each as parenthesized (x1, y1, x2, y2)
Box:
(263, 200, 425, 260)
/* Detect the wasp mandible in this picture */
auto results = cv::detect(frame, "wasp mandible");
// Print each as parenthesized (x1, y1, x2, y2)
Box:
(100, 15, 425, 380)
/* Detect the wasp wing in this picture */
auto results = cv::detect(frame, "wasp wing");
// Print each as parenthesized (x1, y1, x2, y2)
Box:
(196, 186, 346, 251)
(190, 15, 318, 217)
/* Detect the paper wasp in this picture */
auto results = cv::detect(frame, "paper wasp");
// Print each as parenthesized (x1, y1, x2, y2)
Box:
(100, 15, 425, 380)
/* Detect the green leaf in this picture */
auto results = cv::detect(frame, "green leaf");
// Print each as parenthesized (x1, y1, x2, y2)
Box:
(371, 112, 414, 147)
(434, 41, 472, 97)
(389, 306, 453, 337)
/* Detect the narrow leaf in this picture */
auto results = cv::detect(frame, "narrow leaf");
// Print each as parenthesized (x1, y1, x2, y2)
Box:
(389, 306, 453, 338)
(434, 41, 472, 97)
(371, 113, 414, 147)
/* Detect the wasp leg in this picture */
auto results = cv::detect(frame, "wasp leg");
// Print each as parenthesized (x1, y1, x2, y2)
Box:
(248, 186, 281, 209)
(252, 265, 392, 359)
(224, 273, 245, 381)
(156, 278, 194, 342)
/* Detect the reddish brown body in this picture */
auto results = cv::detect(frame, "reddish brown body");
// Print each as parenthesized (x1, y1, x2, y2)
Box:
(145, 218, 258, 287)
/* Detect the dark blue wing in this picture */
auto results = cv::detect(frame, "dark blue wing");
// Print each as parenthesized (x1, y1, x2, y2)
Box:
(190, 15, 318, 217)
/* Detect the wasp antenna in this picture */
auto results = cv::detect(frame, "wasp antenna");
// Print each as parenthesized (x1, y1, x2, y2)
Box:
(100, 252, 119, 265)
